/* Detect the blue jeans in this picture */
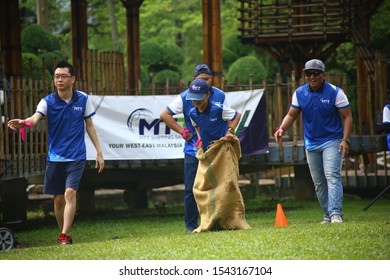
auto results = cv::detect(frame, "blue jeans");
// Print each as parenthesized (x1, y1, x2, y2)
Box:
(184, 154, 199, 231)
(306, 139, 343, 219)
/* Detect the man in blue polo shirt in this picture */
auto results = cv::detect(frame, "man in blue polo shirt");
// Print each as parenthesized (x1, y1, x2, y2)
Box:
(274, 59, 353, 224)
(186, 78, 248, 232)
(383, 101, 390, 148)
(186, 78, 241, 150)
(8, 61, 104, 244)
(0, 78, 10, 123)
(160, 64, 229, 233)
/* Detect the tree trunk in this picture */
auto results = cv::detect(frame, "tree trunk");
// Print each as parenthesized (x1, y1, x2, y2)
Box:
(36, 0, 49, 29)
(107, 0, 121, 50)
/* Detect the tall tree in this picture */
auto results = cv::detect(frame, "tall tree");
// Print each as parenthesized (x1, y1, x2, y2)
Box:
(106, 0, 121, 50)
(36, 0, 49, 29)
(371, 0, 390, 56)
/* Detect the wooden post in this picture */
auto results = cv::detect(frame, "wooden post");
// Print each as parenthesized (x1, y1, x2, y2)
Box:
(0, 0, 23, 78)
(121, 0, 143, 95)
(0, 178, 28, 222)
(77, 190, 96, 214)
(77, 173, 96, 214)
(124, 187, 148, 210)
(202, 0, 223, 88)
(71, 0, 88, 81)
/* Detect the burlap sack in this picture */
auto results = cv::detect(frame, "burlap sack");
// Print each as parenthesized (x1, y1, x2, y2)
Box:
(193, 136, 252, 233)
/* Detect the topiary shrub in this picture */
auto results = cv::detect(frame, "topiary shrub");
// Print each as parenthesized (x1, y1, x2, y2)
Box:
(222, 47, 238, 72)
(224, 33, 259, 58)
(22, 53, 51, 81)
(39, 51, 65, 73)
(226, 56, 267, 84)
(138, 65, 151, 95)
(21, 24, 61, 53)
(160, 43, 184, 68)
(140, 65, 150, 85)
(154, 69, 180, 84)
(21, 24, 62, 79)
(140, 41, 164, 73)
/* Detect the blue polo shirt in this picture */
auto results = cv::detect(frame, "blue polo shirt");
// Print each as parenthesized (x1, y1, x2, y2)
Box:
(291, 81, 350, 150)
(166, 86, 228, 157)
(189, 102, 237, 151)
(383, 104, 390, 148)
(36, 89, 96, 162)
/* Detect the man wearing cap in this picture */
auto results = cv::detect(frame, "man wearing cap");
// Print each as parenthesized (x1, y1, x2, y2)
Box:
(187, 78, 240, 150)
(187, 78, 249, 232)
(160, 64, 229, 233)
(274, 59, 353, 224)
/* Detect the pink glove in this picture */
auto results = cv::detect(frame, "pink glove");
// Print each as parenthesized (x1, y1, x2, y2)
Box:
(194, 138, 201, 147)
(20, 121, 32, 142)
(181, 128, 190, 140)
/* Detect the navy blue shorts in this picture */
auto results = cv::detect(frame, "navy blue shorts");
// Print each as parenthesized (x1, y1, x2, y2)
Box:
(43, 161, 86, 195)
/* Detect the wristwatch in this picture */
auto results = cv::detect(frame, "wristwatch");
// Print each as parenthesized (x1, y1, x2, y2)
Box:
(227, 127, 235, 135)
(342, 138, 351, 144)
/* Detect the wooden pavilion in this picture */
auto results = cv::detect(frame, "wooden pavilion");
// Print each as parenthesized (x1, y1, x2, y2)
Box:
(237, 0, 388, 198)
(238, 0, 388, 134)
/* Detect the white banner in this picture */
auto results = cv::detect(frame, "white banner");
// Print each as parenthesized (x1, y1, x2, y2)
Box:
(85, 89, 264, 160)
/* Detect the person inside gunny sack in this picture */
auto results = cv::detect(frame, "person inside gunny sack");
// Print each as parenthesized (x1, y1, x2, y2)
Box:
(8, 60, 105, 244)
(186, 78, 251, 233)
(160, 64, 229, 233)
(274, 59, 353, 224)
(187, 78, 241, 152)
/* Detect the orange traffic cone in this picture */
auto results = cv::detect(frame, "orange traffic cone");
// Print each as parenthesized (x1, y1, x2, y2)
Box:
(274, 203, 288, 227)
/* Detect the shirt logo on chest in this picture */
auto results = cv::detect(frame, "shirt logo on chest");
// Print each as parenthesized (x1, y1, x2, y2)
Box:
(73, 106, 83, 111)
(320, 98, 330, 104)
(210, 117, 217, 122)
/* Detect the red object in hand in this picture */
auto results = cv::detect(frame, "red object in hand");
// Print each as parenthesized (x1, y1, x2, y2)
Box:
(181, 128, 190, 140)
(274, 126, 285, 134)
(20, 121, 32, 142)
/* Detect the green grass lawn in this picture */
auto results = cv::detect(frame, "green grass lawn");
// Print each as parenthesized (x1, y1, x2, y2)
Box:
(1, 193, 389, 260)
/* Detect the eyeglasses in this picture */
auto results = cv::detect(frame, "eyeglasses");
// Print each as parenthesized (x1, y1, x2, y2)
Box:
(304, 71, 322, 77)
(54, 74, 73, 80)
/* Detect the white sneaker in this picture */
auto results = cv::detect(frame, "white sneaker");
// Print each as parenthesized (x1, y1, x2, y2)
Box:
(320, 218, 331, 224)
(331, 214, 343, 224)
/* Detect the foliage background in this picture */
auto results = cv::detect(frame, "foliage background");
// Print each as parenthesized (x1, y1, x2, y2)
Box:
(18, 0, 390, 84)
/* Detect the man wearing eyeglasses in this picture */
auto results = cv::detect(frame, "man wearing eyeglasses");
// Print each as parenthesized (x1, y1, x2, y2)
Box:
(8, 60, 104, 245)
(160, 64, 229, 233)
(274, 59, 353, 224)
